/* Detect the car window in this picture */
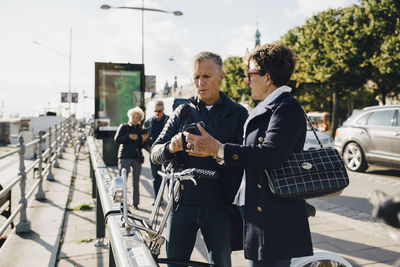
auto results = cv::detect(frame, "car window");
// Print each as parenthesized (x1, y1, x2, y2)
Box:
(367, 110, 395, 126)
(356, 113, 370, 125)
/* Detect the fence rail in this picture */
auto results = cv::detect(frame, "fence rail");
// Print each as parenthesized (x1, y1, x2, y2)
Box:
(88, 136, 157, 267)
(0, 116, 75, 236)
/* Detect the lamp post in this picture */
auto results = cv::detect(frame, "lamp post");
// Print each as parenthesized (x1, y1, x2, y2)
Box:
(33, 28, 72, 117)
(100, 4, 183, 65)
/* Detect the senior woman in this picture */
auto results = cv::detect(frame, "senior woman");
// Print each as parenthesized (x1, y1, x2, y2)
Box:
(114, 106, 147, 210)
(184, 43, 313, 267)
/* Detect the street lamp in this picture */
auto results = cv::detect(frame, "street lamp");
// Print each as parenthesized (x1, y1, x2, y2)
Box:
(33, 28, 73, 117)
(100, 3, 183, 65)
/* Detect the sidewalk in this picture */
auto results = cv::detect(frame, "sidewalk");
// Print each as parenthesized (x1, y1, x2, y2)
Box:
(1, 147, 399, 266)
(0, 146, 79, 267)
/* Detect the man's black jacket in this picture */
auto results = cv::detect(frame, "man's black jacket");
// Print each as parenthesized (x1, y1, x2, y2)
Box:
(151, 92, 248, 206)
(143, 114, 170, 149)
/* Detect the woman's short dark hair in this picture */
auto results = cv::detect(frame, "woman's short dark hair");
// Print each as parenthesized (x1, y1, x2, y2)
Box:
(245, 43, 296, 87)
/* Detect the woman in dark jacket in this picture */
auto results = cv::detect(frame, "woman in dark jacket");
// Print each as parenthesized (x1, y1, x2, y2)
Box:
(114, 106, 147, 210)
(184, 43, 313, 267)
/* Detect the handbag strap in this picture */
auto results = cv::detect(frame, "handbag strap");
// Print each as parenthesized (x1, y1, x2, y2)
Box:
(301, 108, 324, 149)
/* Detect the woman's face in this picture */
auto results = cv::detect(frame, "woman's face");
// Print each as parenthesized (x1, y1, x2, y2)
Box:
(247, 61, 269, 101)
(130, 113, 141, 125)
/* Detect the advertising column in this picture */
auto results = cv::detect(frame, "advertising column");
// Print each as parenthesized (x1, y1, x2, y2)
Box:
(94, 62, 145, 166)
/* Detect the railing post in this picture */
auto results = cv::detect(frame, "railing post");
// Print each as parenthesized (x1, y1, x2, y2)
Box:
(96, 188, 105, 239)
(53, 124, 60, 168)
(35, 131, 45, 200)
(58, 122, 64, 158)
(61, 121, 66, 153)
(90, 159, 96, 199)
(46, 127, 54, 181)
(16, 135, 31, 233)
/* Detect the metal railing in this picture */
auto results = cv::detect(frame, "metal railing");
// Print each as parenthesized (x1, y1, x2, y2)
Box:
(0, 116, 75, 236)
(87, 136, 157, 267)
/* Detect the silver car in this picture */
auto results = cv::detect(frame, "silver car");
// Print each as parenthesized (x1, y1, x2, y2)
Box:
(304, 125, 333, 150)
(334, 105, 400, 172)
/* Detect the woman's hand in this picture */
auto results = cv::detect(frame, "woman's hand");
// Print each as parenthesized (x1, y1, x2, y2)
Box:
(184, 124, 222, 157)
(168, 133, 184, 153)
(129, 134, 138, 140)
(142, 133, 149, 142)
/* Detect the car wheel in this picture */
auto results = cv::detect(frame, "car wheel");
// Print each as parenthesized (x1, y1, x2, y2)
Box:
(343, 142, 368, 172)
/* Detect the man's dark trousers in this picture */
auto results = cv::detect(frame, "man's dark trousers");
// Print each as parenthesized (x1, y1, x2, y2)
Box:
(166, 204, 231, 267)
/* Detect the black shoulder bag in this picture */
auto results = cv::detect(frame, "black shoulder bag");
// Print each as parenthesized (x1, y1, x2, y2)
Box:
(264, 111, 349, 199)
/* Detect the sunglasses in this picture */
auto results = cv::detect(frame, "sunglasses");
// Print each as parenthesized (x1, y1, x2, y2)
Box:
(154, 110, 163, 113)
(247, 71, 260, 83)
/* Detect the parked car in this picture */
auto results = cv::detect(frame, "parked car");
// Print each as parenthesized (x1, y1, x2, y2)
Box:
(304, 124, 333, 150)
(334, 105, 400, 172)
(307, 112, 330, 132)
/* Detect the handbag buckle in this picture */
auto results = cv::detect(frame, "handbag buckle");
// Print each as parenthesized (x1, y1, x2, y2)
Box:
(302, 162, 313, 170)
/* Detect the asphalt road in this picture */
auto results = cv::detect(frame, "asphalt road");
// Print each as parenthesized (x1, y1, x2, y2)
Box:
(328, 166, 400, 215)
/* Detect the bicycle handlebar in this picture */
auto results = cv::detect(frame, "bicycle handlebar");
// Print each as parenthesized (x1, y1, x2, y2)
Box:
(157, 168, 218, 186)
(178, 168, 218, 180)
(369, 190, 400, 229)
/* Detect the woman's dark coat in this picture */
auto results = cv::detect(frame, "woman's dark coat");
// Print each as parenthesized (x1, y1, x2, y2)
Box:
(224, 92, 313, 262)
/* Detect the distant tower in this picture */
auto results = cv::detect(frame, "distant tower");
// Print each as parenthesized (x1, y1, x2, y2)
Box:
(163, 81, 171, 96)
(255, 22, 261, 48)
(173, 76, 178, 95)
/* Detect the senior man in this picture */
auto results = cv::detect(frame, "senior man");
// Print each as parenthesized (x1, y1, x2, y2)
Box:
(151, 51, 248, 267)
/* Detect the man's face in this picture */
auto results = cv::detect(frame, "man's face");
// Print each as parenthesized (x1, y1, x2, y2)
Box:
(192, 59, 224, 105)
(154, 105, 164, 120)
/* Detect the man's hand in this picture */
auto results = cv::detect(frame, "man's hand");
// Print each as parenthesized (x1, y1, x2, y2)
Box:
(183, 124, 221, 157)
(129, 134, 138, 140)
(168, 133, 184, 153)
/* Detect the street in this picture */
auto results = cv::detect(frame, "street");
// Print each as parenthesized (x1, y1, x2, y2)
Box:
(309, 165, 400, 245)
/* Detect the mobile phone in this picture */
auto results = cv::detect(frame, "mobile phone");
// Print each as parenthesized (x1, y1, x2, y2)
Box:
(183, 121, 205, 136)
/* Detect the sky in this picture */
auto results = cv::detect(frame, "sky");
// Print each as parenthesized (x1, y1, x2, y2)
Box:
(0, 0, 358, 118)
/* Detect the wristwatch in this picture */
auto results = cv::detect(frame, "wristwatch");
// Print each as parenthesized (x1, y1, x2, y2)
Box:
(214, 144, 225, 165)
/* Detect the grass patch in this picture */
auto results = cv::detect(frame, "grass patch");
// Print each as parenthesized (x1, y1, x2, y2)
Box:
(67, 203, 93, 211)
(77, 237, 93, 244)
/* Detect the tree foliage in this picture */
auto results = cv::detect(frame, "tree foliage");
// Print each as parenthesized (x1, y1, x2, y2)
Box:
(220, 0, 399, 135)
(220, 56, 252, 105)
(281, 0, 399, 135)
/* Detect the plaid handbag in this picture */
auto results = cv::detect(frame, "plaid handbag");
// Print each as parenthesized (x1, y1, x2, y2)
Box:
(264, 114, 349, 199)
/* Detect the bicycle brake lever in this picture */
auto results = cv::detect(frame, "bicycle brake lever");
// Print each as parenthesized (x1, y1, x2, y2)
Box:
(189, 177, 197, 186)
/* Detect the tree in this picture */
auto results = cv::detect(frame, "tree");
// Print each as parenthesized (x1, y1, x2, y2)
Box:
(282, 5, 376, 136)
(360, 0, 400, 104)
(220, 56, 252, 105)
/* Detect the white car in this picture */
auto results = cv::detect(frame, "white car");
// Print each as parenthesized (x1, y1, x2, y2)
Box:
(145, 97, 189, 121)
(304, 126, 333, 150)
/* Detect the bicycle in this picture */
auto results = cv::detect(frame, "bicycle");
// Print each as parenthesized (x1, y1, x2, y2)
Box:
(112, 163, 217, 267)
(73, 128, 89, 161)
(111, 163, 353, 267)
